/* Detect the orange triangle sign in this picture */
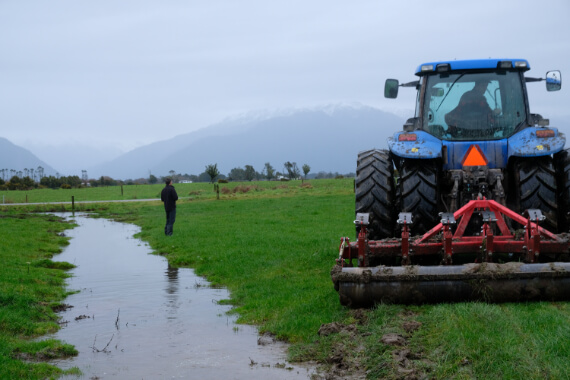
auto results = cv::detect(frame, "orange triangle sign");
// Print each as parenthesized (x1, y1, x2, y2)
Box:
(462, 145, 488, 167)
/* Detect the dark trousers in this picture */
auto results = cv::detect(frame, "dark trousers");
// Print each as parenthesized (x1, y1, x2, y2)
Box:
(165, 208, 176, 236)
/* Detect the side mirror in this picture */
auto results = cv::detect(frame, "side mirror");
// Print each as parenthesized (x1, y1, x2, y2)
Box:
(546, 70, 561, 92)
(385, 79, 399, 99)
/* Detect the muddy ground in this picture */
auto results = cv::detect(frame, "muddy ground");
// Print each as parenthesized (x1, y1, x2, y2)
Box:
(311, 309, 430, 380)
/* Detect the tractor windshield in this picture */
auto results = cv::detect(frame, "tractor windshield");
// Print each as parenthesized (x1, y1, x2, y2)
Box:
(422, 71, 526, 140)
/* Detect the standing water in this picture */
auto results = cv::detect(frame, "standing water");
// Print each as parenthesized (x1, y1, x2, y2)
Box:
(48, 214, 316, 379)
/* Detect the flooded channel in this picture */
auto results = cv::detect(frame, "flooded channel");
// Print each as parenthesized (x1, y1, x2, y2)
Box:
(48, 214, 316, 379)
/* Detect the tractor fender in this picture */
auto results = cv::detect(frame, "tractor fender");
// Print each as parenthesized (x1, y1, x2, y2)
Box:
(508, 127, 566, 157)
(387, 131, 442, 159)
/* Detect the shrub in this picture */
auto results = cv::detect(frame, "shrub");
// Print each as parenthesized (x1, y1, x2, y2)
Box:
(232, 185, 262, 194)
(233, 186, 248, 194)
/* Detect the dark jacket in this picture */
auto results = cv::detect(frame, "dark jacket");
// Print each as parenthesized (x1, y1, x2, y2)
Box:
(161, 185, 178, 211)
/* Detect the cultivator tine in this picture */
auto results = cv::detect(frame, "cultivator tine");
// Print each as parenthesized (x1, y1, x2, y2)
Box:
(480, 211, 497, 262)
(523, 209, 546, 263)
(397, 213, 412, 265)
(439, 213, 456, 264)
(354, 213, 369, 267)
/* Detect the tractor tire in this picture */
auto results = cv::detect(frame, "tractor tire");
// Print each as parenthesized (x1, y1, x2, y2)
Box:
(398, 158, 440, 236)
(555, 148, 570, 233)
(355, 149, 396, 240)
(510, 156, 558, 233)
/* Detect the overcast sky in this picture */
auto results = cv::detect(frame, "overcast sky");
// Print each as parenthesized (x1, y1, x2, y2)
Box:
(1, 0, 569, 158)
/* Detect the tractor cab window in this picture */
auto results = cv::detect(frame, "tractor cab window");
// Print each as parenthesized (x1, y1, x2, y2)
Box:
(423, 71, 526, 140)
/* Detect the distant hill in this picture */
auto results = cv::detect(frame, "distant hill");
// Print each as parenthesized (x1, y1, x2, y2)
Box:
(0, 137, 58, 180)
(88, 104, 406, 179)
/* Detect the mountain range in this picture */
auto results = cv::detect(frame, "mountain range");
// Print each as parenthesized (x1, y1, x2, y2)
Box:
(4, 104, 570, 182)
(2, 104, 405, 180)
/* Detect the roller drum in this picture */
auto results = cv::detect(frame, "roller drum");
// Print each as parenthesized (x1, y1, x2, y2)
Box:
(334, 263, 570, 307)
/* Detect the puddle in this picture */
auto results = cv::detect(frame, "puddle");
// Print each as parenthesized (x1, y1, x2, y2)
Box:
(48, 214, 316, 379)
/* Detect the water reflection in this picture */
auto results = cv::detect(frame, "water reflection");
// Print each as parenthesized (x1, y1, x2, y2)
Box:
(165, 264, 179, 322)
(48, 214, 315, 379)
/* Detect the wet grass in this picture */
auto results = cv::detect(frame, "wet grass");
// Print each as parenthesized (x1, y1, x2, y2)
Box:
(415, 303, 570, 379)
(0, 211, 80, 379)
(3, 178, 570, 378)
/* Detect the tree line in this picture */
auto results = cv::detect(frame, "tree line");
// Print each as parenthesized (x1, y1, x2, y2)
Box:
(0, 166, 119, 190)
(195, 162, 312, 183)
(0, 166, 45, 182)
(0, 175, 82, 190)
(0, 161, 354, 190)
(148, 162, 315, 184)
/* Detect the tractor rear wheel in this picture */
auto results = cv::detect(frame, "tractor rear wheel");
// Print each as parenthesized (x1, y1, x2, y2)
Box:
(510, 156, 558, 233)
(555, 149, 570, 233)
(398, 158, 440, 235)
(355, 149, 396, 240)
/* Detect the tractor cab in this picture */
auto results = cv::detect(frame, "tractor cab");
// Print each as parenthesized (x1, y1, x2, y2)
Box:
(385, 59, 561, 141)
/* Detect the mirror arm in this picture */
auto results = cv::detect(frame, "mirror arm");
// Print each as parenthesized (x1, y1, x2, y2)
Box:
(524, 77, 543, 83)
(401, 80, 420, 88)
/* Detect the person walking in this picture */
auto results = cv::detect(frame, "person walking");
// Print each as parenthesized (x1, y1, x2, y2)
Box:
(161, 178, 178, 236)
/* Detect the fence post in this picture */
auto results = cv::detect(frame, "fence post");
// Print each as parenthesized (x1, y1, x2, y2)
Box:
(72, 196, 75, 211)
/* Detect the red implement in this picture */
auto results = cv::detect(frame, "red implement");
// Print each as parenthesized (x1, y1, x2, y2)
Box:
(332, 199, 570, 306)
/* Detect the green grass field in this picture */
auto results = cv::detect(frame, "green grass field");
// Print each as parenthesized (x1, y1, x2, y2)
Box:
(0, 179, 328, 204)
(2, 178, 570, 379)
(0, 211, 80, 379)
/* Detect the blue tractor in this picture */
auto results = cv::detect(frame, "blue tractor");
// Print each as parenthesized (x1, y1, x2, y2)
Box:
(333, 59, 570, 306)
(358, 59, 564, 239)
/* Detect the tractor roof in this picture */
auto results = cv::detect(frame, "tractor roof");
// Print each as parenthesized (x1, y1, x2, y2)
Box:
(415, 59, 530, 76)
